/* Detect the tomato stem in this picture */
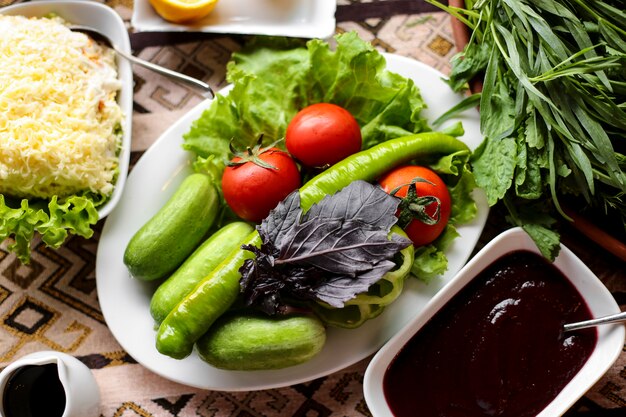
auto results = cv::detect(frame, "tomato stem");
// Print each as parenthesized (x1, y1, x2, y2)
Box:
(227, 134, 279, 170)
(391, 178, 441, 228)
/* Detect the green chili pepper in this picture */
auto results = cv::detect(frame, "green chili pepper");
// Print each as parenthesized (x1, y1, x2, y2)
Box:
(156, 132, 470, 359)
(299, 131, 470, 210)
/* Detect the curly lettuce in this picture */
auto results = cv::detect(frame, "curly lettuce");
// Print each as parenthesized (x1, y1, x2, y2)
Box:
(1, 194, 100, 264)
(183, 31, 430, 167)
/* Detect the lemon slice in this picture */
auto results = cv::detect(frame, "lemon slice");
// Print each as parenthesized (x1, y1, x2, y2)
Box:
(149, 0, 219, 23)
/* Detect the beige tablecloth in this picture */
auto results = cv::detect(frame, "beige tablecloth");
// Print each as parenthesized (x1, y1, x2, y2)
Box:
(1, 1, 625, 416)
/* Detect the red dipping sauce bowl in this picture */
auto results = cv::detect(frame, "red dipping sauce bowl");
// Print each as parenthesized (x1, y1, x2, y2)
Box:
(364, 227, 625, 417)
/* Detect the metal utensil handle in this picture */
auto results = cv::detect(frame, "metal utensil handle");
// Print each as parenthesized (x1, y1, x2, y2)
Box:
(563, 311, 626, 332)
(114, 47, 215, 99)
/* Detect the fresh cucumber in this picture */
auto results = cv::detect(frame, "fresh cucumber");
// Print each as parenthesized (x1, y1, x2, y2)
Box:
(196, 312, 326, 370)
(156, 239, 257, 359)
(150, 221, 254, 324)
(123, 173, 219, 281)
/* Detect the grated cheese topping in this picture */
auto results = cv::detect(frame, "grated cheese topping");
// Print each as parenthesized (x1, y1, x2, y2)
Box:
(0, 14, 123, 199)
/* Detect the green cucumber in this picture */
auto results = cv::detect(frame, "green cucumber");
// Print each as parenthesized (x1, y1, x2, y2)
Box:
(196, 312, 326, 370)
(123, 173, 219, 281)
(156, 233, 258, 359)
(150, 221, 254, 324)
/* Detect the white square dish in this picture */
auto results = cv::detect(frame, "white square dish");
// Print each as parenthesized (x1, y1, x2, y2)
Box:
(1, 0, 134, 220)
(132, 0, 336, 39)
(364, 227, 625, 417)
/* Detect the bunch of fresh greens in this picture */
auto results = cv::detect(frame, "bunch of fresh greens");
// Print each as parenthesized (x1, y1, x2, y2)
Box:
(429, 0, 626, 259)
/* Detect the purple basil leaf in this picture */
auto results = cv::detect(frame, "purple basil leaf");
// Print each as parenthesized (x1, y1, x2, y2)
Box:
(239, 180, 412, 312)
(311, 260, 398, 308)
(276, 219, 408, 275)
(258, 189, 302, 246)
(303, 180, 400, 231)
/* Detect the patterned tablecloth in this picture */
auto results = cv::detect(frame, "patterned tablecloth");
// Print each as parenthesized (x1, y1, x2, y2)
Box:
(1, 1, 625, 416)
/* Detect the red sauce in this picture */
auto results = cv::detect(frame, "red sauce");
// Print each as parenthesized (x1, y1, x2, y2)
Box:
(383, 250, 597, 417)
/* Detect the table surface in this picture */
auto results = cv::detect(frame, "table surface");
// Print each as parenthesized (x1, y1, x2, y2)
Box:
(1, 1, 625, 416)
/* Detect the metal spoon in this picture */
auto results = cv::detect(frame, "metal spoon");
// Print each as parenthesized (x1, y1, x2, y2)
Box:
(563, 311, 626, 332)
(70, 25, 215, 99)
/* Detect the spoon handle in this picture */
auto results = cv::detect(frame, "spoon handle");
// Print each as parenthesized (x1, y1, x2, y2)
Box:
(564, 311, 626, 332)
(113, 46, 215, 99)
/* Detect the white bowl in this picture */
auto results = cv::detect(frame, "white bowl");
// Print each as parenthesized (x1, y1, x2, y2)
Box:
(364, 227, 625, 417)
(0, 0, 133, 219)
(0, 350, 100, 417)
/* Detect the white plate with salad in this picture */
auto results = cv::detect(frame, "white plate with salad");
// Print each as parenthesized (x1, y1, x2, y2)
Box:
(132, 0, 336, 39)
(96, 34, 489, 391)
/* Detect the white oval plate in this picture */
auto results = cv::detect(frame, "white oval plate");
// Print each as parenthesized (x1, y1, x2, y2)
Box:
(132, 0, 336, 39)
(0, 0, 134, 220)
(95, 53, 489, 391)
(364, 227, 625, 417)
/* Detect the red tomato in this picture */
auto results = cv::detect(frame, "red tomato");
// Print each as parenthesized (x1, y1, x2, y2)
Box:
(285, 103, 362, 168)
(222, 147, 301, 223)
(378, 165, 451, 247)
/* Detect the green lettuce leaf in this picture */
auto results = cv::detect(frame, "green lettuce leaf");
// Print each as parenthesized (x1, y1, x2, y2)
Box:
(183, 31, 428, 162)
(411, 225, 459, 283)
(0, 194, 99, 264)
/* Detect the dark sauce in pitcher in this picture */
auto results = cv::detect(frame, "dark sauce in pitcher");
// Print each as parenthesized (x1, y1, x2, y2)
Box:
(2, 364, 66, 417)
(383, 250, 598, 417)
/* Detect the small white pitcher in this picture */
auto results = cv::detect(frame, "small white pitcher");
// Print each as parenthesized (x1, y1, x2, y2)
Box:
(0, 351, 100, 417)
